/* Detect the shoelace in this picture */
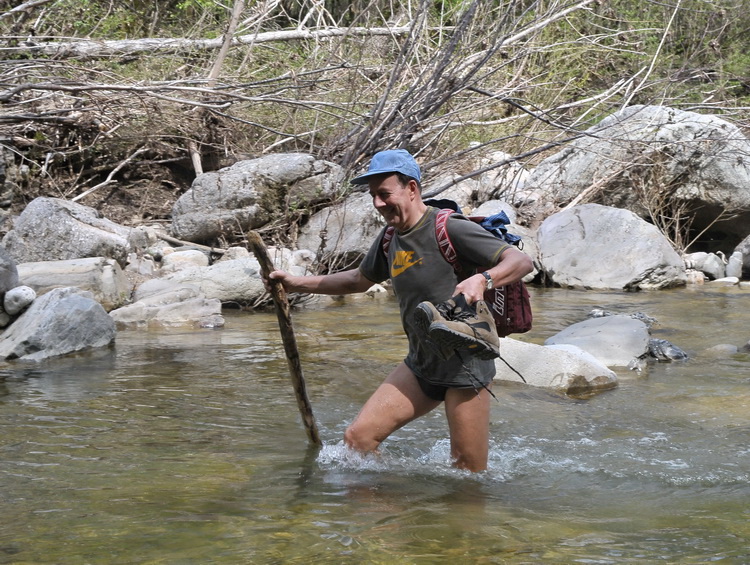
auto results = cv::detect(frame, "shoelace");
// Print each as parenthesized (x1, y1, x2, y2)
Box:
(434, 301, 454, 319)
(449, 306, 477, 323)
(455, 350, 498, 401)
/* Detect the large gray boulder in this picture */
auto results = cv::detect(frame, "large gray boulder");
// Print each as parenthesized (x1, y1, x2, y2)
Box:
(17, 257, 131, 311)
(545, 315, 651, 367)
(725, 251, 743, 279)
(538, 204, 686, 290)
(525, 105, 750, 252)
(296, 191, 385, 269)
(0, 287, 116, 361)
(170, 153, 344, 243)
(2, 197, 133, 266)
(494, 338, 617, 395)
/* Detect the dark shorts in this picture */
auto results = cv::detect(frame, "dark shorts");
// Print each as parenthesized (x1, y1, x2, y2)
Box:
(415, 373, 493, 402)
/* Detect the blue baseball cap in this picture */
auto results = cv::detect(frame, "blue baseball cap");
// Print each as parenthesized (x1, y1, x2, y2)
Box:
(350, 149, 421, 185)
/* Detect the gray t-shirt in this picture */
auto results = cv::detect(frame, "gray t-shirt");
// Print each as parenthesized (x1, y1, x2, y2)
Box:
(359, 207, 510, 387)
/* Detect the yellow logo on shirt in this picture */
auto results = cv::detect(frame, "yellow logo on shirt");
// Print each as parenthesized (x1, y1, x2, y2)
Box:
(390, 250, 423, 277)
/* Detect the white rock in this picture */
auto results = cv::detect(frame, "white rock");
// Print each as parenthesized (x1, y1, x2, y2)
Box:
(364, 284, 388, 298)
(709, 277, 739, 286)
(160, 249, 209, 272)
(216, 246, 250, 262)
(726, 251, 743, 278)
(4, 285, 37, 315)
(494, 338, 617, 395)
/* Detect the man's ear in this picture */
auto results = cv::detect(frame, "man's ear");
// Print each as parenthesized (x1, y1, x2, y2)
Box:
(407, 179, 420, 198)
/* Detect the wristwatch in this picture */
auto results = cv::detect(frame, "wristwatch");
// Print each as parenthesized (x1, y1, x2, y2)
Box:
(481, 271, 494, 290)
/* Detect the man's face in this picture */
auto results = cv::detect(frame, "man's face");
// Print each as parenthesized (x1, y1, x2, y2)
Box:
(368, 174, 417, 231)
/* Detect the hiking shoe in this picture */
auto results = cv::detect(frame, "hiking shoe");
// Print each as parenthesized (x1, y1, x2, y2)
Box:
(427, 294, 500, 360)
(414, 299, 456, 360)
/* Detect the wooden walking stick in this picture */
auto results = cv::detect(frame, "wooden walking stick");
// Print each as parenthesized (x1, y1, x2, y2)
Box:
(247, 231, 322, 446)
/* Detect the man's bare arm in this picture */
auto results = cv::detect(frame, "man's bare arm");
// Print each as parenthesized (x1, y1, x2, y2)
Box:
(268, 268, 376, 295)
(455, 247, 534, 304)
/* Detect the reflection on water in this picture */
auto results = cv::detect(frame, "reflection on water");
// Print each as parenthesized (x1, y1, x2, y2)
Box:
(1, 286, 749, 563)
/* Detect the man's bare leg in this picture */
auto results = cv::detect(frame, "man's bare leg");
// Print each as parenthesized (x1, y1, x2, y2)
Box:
(344, 362, 441, 453)
(444, 385, 492, 472)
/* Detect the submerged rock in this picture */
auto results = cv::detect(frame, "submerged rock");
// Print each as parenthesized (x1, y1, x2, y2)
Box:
(0, 287, 115, 361)
(545, 315, 650, 367)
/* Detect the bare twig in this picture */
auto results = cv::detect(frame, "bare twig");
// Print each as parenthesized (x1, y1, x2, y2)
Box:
(422, 134, 587, 199)
(562, 164, 634, 210)
(329, 0, 603, 172)
(620, 0, 682, 109)
(71, 147, 147, 203)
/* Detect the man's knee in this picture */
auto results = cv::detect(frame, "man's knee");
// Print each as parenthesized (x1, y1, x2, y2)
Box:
(343, 425, 359, 449)
(344, 423, 380, 452)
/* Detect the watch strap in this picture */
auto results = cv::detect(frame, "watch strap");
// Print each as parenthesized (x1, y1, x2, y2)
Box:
(481, 271, 493, 290)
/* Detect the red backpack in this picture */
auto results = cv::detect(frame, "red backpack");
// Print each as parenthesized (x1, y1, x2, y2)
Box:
(382, 208, 532, 337)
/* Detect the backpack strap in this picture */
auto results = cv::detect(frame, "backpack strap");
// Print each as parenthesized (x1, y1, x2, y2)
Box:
(381, 226, 395, 256)
(434, 208, 463, 274)
(382, 208, 463, 273)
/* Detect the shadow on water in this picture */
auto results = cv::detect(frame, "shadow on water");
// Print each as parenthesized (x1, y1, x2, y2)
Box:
(1, 286, 750, 563)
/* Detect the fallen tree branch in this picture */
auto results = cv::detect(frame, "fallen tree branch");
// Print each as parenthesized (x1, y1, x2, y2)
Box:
(0, 81, 362, 116)
(0, 0, 54, 21)
(1, 25, 419, 60)
(455, 0, 600, 72)
(153, 232, 225, 255)
(331, 0, 602, 171)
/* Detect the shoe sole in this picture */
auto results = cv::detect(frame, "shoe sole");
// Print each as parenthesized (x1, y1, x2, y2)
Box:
(428, 323, 499, 360)
(414, 304, 454, 360)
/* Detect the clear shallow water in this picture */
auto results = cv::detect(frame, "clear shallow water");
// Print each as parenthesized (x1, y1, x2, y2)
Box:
(1, 286, 749, 564)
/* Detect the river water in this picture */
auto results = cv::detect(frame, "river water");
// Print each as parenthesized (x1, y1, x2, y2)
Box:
(1, 285, 749, 564)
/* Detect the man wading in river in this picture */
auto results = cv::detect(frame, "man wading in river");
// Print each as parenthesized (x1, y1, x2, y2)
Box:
(267, 150, 533, 472)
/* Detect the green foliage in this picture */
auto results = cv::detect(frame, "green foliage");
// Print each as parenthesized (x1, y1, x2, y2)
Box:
(31, 0, 228, 39)
(176, 0, 219, 12)
(431, 0, 474, 25)
(168, 0, 228, 34)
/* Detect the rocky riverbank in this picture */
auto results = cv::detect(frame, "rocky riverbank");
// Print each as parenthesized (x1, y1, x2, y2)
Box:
(1, 104, 748, 394)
